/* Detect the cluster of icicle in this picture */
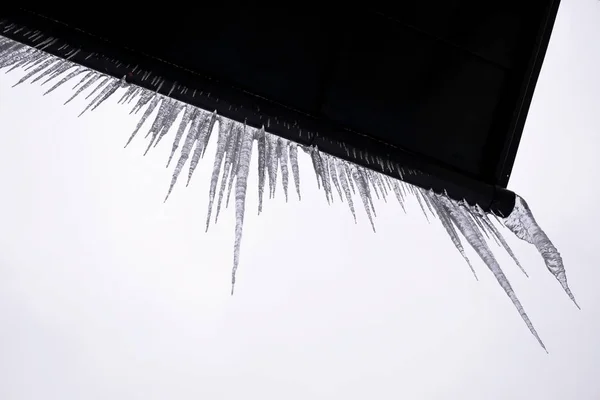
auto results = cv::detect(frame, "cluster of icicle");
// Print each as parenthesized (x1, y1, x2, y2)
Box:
(0, 34, 579, 350)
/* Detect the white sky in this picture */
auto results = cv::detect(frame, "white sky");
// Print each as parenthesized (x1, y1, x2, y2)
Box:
(0, 2, 599, 399)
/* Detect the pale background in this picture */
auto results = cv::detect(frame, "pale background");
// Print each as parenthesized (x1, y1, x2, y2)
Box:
(0, 1, 599, 399)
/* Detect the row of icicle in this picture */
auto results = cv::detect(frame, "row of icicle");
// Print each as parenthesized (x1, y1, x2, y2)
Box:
(0, 33, 579, 351)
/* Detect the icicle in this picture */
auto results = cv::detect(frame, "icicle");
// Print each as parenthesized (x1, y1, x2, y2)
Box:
(130, 89, 154, 115)
(417, 188, 435, 217)
(0, 37, 25, 54)
(118, 84, 138, 104)
(121, 86, 141, 105)
(201, 111, 217, 159)
(1, 47, 39, 70)
(426, 191, 477, 279)
(166, 105, 193, 167)
(389, 179, 407, 213)
(288, 143, 301, 201)
(473, 204, 528, 277)
(79, 76, 123, 116)
(164, 109, 203, 201)
(266, 133, 279, 198)
(11, 58, 58, 87)
(350, 165, 376, 232)
(43, 66, 85, 95)
(358, 168, 377, 218)
(0, 39, 20, 59)
(215, 123, 241, 223)
(144, 97, 179, 155)
(63, 72, 103, 105)
(335, 157, 357, 222)
(463, 202, 493, 241)
(38, 60, 72, 85)
(3, 48, 46, 71)
(125, 94, 161, 147)
(343, 162, 356, 195)
(310, 147, 330, 203)
(206, 118, 233, 231)
(308, 147, 321, 189)
(71, 70, 93, 90)
(225, 124, 244, 208)
(34, 59, 70, 84)
(231, 123, 254, 294)
(25, 52, 53, 70)
(257, 126, 267, 213)
(366, 170, 381, 201)
(327, 155, 344, 203)
(320, 151, 334, 203)
(90, 76, 123, 110)
(82, 75, 110, 105)
(187, 111, 217, 185)
(383, 175, 394, 192)
(503, 195, 579, 308)
(0, 34, 577, 347)
(437, 195, 546, 351)
(154, 101, 184, 148)
(409, 185, 429, 222)
(372, 170, 388, 202)
(277, 137, 290, 202)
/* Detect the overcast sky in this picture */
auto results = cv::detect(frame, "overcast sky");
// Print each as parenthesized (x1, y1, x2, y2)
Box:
(1, 2, 599, 399)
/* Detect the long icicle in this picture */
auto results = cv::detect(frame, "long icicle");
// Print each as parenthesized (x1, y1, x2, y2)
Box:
(231, 123, 254, 294)
(206, 118, 233, 232)
(0, 34, 579, 349)
(288, 143, 301, 201)
(426, 191, 477, 280)
(225, 124, 244, 209)
(278, 137, 290, 202)
(335, 157, 356, 222)
(164, 109, 203, 201)
(215, 123, 240, 223)
(437, 194, 546, 351)
(503, 195, 579, 308)
(257, 126, 267, 213)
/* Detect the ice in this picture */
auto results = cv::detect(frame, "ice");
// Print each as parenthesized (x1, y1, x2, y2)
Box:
(11, 57, 56, 87)
(277, 137, 290, 202)
(335, 157, 357, 222)
(215, 122, 241, 223)
(63, 72, 103, 105)
(349, 164, 376, 233)
(125, 94, 161, 148)
(256, 126, 267, 213)
(165, 109, 205, 201)
(166, 105, 193, 167)
(327, 155, 344, 203)
(266, 133, 279, 199)
(426, 191, 477, 280)
(206, 118, 233, 231)
(43, 66, 85, 95)
(187, 111, 217, 184)
(288, 143, 301, 201)
(503, 195, 579, 308)
(473, 204, 528, 277)
(0, 33, 579, 349)
(231, 123, 254, 294)
(435, 194, 546, 351)
(79, 76, 124, 117)
(154, 101, 185, 149)
(144, 97, 177, 154)
(225, 123, 244, 208)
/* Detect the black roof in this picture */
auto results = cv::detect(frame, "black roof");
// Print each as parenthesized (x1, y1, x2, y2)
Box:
(1, 3, 560, 214)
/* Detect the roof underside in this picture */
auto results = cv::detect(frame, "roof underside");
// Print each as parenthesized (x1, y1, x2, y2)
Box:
(0, 2, 559, 213)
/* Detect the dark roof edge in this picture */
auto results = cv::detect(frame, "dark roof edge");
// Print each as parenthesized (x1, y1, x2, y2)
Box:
(496, 0, 561, 187)
(0, 9, 516, 215)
